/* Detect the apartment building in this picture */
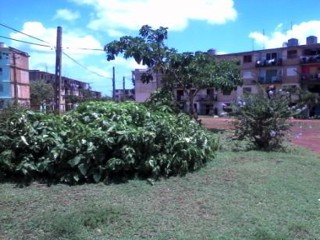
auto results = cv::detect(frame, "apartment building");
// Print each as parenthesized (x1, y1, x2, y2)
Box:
(29, 70, 102, 111)
(134, 36, 320, 116)
(0, 43, 30, 108)
(114, 88, 135, 101)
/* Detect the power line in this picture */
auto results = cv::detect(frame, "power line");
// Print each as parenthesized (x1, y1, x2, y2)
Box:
(0, 35, 53, 49)
(0, 22, 51, 44)
(64, 46, 105, 52)
(62, 51, 110, 78)
(1, 22, 105, 52)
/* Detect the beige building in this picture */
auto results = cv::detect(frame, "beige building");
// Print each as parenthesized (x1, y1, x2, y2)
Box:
(0, 43, 30, 108)
(134, 36, 320, 116)
(29, 70, 102, 111)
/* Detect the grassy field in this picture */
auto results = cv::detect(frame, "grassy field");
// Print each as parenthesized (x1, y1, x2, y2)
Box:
(1, 145, 320, 239)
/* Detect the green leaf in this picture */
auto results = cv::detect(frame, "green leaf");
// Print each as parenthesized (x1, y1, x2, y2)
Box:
(21, 136, 29, 146)
(93, 171, 102, 183)
(78, 163, 88, 176)
(68, 155, 82, 167)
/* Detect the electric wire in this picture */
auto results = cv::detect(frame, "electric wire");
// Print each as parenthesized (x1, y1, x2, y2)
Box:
(0, 35, 53, 49)
(0, 22, 105, 52)
(62, 51, 110, 79)
(1, 22, 116, 94)
(0, 22, 51, 44)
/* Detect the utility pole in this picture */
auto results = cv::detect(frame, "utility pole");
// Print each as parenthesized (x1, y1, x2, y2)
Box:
(55, 26, 62, 114)
(12, 52, 18, 105)
(112, 66, 115, 100)
(122, 76, 126, 101)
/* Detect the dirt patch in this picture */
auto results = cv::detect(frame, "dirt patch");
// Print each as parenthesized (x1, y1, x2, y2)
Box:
(200, 117, 320, 155)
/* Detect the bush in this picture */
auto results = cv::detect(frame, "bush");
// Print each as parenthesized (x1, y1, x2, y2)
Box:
(233, 87, 293, 150)
(0, 101, 218, 184)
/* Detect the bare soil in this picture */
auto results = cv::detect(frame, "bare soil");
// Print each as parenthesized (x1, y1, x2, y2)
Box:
(200, 117, 320, 154)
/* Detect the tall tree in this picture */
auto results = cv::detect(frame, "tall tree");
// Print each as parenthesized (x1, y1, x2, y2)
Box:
(104, 25, 242, 117)
(105, 25, 176, 87)
(30, 80, 54, 111)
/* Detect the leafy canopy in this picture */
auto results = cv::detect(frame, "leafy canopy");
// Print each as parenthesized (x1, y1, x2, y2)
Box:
(104, 25, 242, 116)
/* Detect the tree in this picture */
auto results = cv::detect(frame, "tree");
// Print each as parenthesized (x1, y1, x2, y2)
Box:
(282, 85, 320, 118)
(233, 86, 293, 150)
(104, 25, 242, 117)
(30, 80, 54, 111)
(163, 51, 241, 117)
(105, 25, 176, 87)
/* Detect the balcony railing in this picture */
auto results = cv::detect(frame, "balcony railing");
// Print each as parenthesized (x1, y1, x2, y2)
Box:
(256, 58, 282, 67)
(197, 94, 217, 102)
(301, 73, 320, 81)
(258, 76, 282, 84)
(300, 55, 320, 64)
(177, 94, 217, 102)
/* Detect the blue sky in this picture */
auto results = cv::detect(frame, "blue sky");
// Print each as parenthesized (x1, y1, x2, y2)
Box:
(1, 0, 320, 96)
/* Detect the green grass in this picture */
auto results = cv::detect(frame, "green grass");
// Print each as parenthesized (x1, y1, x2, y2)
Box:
(1, 147, 320, 239)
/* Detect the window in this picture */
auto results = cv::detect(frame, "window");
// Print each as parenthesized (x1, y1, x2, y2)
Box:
(222, 89, 232, 95)
(287, 50, 297, 59)
(0, 68, 2, 75)
(243, 87, 252, 94)
(243, 55, 252, 63)
(206, 88, 214, 95)
(266, 52, 277, 60)
(0, 84, 3, 92)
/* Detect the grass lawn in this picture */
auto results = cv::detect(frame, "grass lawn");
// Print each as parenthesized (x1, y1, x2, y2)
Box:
(1, 145, 320, 240)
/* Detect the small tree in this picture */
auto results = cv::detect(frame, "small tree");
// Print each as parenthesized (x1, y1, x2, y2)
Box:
(164, 51, 241, 117)
(233, 86, 293, 150)
(30, 80, 54, 111)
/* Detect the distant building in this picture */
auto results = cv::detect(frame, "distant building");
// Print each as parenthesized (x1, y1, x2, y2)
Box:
(114, 88, 135, 101)
(29, 70, 102, 111)
(134, 36, 320, 117)
(0, 43, 30, 108)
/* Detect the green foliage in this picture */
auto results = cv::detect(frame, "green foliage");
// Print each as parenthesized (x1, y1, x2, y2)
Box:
(30, 80, 54, 110)
(105, 25, 176, 84)
(0, 101, 217, 184)
(163, 52, 242, 116)
(105, 26, 242, 118)
(233, 88, 293, 150)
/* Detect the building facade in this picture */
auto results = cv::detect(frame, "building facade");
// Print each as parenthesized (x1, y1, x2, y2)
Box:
(134, 36, 320, 117)
(29, 70, 102, 111)
(0, 43, 30, 108)
(114, 88, 135, 101)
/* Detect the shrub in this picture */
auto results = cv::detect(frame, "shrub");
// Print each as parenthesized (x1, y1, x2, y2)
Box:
(233, 87, 293, 150)
(0, 101, 218, 184)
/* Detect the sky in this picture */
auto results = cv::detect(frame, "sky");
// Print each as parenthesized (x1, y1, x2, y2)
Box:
(1, 0, 320, 96)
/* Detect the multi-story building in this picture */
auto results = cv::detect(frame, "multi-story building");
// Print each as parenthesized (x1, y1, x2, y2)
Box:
(114, 88, 135, 101)
(0, 43, 30, 109)
(134, 36, 320, 117)
(29, 70, 102, 111)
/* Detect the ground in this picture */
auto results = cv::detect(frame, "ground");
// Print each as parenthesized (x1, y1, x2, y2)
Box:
(200, 117, 320, 154)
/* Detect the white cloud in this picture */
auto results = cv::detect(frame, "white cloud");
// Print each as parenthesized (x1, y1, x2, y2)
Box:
(8, 21, 113, 94)
(249, 20, 320, 49)
(69, 0, 237, 32)
(107, 29, 126, 37)
(54, 9, 80, 21)
(10, 22, 103, 55)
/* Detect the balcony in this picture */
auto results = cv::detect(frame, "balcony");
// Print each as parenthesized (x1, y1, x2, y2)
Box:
(301, 73, 320, 82)
(258, 76, 282, 84)
(197, 94, 218, 102)
(176, 94, 218, 102)
(256, 58, 282, 67)
(300, 55, 320, 64)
